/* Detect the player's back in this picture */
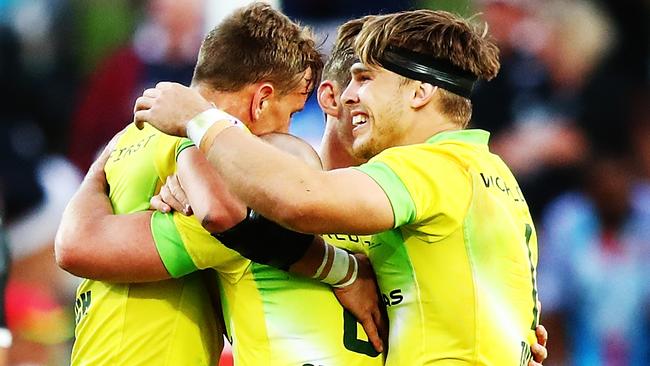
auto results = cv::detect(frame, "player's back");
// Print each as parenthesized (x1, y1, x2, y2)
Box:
(71, 123, 220, 366)
(360, 130, 538, 365)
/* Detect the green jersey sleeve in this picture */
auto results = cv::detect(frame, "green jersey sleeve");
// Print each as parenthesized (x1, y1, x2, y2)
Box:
(151, 211, 250, 283)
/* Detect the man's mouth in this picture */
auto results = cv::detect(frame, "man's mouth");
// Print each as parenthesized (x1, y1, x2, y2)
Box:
(352, 114, 368, 127)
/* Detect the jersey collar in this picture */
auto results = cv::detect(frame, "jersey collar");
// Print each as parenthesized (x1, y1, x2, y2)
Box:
(425, 129, 490, 146)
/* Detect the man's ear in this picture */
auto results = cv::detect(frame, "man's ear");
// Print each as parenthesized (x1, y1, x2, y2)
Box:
(251, 83, 274, 122)
(317, 81, 341, 118)
(411, 82, 437, 109)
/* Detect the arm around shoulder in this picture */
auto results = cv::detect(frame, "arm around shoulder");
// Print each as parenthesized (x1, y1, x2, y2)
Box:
(55, 168, 170, 282)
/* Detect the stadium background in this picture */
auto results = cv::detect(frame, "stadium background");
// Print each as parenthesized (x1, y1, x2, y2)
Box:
(0, 0, 647, 365)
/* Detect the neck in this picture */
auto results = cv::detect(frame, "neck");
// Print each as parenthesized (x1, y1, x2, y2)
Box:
(402, 108, 462, 146)
(193, 83, 254, 127)
(320, 116, 366, 170)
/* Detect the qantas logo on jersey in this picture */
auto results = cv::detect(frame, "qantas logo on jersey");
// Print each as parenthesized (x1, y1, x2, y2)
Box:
(108, 133, 157, 163)
(381, 289, 404, 306)
(74, 290, 92, 324)
(479, 173, 526, 203)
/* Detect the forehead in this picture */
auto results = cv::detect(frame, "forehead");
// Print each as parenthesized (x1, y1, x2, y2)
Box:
(350, 62, 403, 85)
(350, 62, 389, 76)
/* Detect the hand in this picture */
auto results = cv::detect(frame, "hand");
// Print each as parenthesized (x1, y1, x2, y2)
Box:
(133, 82, 213, 136)
(528, 324, 549, 366)
(333, 253, 388, 354)
(149, 174, 193, 215)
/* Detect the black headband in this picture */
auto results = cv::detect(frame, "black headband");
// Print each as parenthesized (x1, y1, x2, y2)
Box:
(377, 47, 477, 98)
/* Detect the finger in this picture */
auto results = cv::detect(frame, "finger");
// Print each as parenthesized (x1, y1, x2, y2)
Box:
(156, 81, 174, 89)
(134, 96, 154, 112)
(359, 315, 383, 353)
(168, 175, 192, 215)
(142, 88, 160, 98)
(134, 109, 150, 130)
(536, 324, 548, 347)
(531, 343, 548, 362)
(160, 180, 185, 213)
(527, 361, 542, 366)
(150, 195, 171, 213)
(372, 307, 388, 352)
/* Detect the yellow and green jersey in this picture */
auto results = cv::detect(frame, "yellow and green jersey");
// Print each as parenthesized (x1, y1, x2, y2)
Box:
(71, 123, 222, 366)
(355, 129, 539, 366)
(152, 210, 384, 366)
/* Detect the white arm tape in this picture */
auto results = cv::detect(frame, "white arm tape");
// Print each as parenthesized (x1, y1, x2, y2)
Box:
(313, 243, 330, 279)
(322, 246, 351, 286)
(333, 255, 359, 288)
(186, 108, 243, 147)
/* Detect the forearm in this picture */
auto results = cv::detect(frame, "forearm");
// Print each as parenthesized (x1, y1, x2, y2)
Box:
(202, 127, 390, 234)
(288, 237, 358, 287)
(55, 164, 113, 268)
(177, 147, 247, 233)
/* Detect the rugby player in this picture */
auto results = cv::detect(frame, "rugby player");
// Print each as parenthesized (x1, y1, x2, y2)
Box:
(56, 4, 387, 366)
(137, 9, 545, 365)
(54, 4, 347, 365)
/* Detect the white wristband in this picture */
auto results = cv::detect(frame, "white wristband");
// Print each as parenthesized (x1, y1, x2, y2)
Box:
(322, 246, 351, 286)
(333, 255, 358, 288)
(186, 108, 243, 147)
(313, 243, 330, 279)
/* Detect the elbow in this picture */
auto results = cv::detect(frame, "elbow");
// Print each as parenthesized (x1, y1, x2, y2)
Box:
(200, 203, 248, 233)
(54, 234, 79, 274)
(54, 226, 90, 275)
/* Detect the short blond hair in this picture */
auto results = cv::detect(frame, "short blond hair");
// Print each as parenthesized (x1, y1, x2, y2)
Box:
(322, 16, 375, 88)
(355, 10, 501, 127)
(193, 2, 323, 95)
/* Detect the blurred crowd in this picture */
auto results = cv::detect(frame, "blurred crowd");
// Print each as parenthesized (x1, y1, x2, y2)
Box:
(0, 0, 647, 365)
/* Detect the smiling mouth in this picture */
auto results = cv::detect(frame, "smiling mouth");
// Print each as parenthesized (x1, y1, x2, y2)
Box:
(352, 114, 368, 127)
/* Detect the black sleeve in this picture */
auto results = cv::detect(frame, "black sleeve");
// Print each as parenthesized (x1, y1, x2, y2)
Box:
(212, 209, 314, 271)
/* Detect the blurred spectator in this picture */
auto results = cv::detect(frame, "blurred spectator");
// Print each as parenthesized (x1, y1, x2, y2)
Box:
(472, 0, 616, 218)
(0, 0, 78, 155)
(0, 26, 45, 221)
(577, 0, 649, 155)
(68, 0, 205, 171)
(537, 153, 650, 365)
(1, 6, 84, 364)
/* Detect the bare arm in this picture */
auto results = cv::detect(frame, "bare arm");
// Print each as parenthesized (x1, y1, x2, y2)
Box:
(134, 83, 395, 235)
(176, 146, 247, 232)
(56, 141, 249, 282)
(55, 144, 169, 282)
(202, 128, 394, 234)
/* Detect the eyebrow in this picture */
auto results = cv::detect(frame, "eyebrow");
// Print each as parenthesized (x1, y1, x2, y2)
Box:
(350, 63, 370, 74)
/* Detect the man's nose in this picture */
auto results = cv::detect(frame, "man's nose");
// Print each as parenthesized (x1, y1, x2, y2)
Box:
(341, 81, 360, 106)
